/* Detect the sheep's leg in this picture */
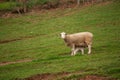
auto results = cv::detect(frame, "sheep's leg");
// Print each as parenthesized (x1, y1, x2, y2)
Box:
(74, 48, 79, 55)
(80, 48, 84, 55)
(71, 48, 75, 56)
(71, 44, 75, 56)
(88, 45, 91, 54)
(71, 49, 74, 56)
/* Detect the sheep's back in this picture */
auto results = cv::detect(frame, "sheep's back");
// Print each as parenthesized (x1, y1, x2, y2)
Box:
(64, 32, 93, 47)
(68, 32, 93, 44)
(69, 35, 85, 43)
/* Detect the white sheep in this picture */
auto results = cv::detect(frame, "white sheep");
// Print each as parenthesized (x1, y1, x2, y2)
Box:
(60, 32, 93, 56)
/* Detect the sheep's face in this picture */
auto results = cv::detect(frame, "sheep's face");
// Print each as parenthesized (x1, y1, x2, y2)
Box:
(60, 32, 66, 39)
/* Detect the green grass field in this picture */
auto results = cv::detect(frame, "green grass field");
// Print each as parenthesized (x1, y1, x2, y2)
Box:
(0, 1, 120, 80)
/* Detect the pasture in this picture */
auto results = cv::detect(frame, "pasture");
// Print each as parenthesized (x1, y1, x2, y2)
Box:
(0, 1, 120, 80)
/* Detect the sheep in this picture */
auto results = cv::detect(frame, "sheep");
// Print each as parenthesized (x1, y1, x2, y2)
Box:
(60, 32, 93, 56)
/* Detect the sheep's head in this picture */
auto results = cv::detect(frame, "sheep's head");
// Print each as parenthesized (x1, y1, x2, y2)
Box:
(60, 32, 66, 39)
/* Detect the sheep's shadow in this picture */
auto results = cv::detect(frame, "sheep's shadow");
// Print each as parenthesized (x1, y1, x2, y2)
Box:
(59, 51, 86, 56)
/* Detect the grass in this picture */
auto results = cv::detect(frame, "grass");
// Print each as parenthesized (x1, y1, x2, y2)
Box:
(0, 2, 16, 11)
(0, 0, 59, 11)
(0, 1, 120, 80)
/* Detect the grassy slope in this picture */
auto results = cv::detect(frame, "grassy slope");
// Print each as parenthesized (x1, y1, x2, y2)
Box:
(0, 1, 120, 80)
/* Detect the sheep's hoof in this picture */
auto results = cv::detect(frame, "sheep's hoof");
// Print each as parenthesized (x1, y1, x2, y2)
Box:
(88, 53, 91, 54)
(71, 54, 75, 56)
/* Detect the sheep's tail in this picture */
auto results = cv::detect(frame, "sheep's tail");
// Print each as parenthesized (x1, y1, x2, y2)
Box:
(90, 32, 93, 45)
(90, 33, 93, 38)
(85, 32, 93, 45)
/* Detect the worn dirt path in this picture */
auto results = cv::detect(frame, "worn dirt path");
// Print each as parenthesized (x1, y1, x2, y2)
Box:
(0, 59, 32, 66)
